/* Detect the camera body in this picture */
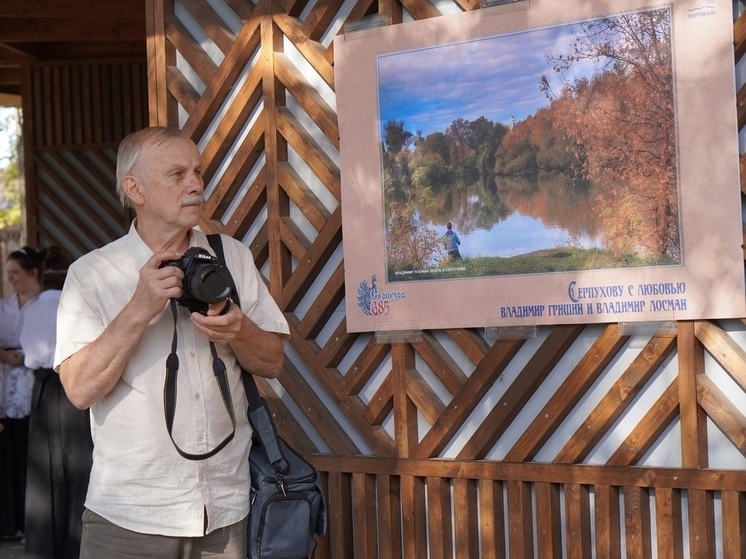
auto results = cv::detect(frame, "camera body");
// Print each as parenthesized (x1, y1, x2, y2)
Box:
(161, 247, 236, 314)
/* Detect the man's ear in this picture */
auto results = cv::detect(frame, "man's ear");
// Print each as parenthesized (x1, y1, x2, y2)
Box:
(122, 175, 145, 207)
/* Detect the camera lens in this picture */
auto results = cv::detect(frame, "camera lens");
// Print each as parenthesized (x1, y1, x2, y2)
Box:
(185, 264, 234, 303)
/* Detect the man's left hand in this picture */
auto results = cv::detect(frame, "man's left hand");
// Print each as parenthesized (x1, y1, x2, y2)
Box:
(190, 299, 244, 343)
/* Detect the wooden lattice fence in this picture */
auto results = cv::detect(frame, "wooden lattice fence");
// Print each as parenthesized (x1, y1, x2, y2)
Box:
(20, 0, 746, 557)
(142, 0, 746, 556)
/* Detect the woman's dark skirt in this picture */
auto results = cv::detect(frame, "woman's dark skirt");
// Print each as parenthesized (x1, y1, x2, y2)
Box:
(25, 369, 93, 559)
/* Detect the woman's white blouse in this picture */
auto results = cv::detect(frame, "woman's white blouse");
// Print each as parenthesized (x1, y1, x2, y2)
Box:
(0, 294, 35, 418)
(19, 290, 60, 370)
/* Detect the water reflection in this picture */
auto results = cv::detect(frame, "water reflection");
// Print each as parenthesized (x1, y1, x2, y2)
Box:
(414, 174, 605, 258)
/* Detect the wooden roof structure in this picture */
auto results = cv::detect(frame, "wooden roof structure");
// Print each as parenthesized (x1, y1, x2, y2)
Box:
(0, 0, 146, 107)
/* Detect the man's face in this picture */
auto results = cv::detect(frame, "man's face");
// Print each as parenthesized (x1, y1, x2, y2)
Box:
(135, 135, 204, 230)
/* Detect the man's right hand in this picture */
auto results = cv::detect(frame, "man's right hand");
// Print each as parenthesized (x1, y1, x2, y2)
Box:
(130, 250, 185, 322)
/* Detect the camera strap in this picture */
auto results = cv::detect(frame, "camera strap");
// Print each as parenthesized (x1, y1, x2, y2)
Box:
(163, 298, 237, 460)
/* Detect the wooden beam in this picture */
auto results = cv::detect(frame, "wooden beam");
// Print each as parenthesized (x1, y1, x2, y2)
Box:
(0, 18, 144, 43)
(0, 92, 21, 107)
(0, 0, 146, 19)
(0, 67, 20, 85)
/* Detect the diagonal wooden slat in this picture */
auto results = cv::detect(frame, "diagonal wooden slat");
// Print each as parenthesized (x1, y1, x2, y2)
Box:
(166, 66, 200, 112)
(43, 151, 121, 224)
(412, 332, 468, 395)
(218, 166, 267, 239)
(695, 320, 746, 392)
(203, 113, 266, 219)
(272, 8, 335, 88)
(251, 374, 323, 454)
(554, 335, 677, 464)
(276, 106, 340, 199)
(339, 336, 390, 394)
(317, 318, 358, 368)
(35, 154, 120, 244)
(277, 160, 332, 230)
(274, 52, 339, 148)
(179, 0, 238, 54)
(447, 328, 491, 365)
(736, 8, 746, 63)
(296, 261, 345, 338)
(364, 373, 394, 425)
(181, 12, 262, 139)
(696, 373, 746, 456)
(165, 14, 218, 87)
(606, 378, 679, 467)
(36, 204, 89, 256)
(458, 324, 586, 460)
(505, 323, 628, 462)
(414, 338, 525, 459)
(286, 314, 396, 455)
(200, 62, 264, 180)
(276, 357, 361, 454)
(398, 0, 441, 20)
(245, 220, 270, 266)
(300, 0, 347, 41)
(405, 368, 446, 425)
(281, 206, 342, 309)
(279, 216, 312, 260)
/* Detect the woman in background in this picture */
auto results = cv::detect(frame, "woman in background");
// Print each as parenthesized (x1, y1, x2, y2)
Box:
(0, 246, 43, 540)
(22, 246, 93, 559)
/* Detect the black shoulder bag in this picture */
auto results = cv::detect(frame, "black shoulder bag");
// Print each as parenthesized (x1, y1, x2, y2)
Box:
(207, 234, 327, 559)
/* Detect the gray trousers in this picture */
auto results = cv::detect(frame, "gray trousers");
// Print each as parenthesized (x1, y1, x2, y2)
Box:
(79, 509, 248, 559)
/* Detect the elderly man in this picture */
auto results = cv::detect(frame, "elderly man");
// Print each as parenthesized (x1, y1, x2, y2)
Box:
(55, 127, 289, 558)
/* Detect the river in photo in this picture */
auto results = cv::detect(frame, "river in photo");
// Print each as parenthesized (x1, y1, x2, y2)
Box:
(414, 174, 606, 259)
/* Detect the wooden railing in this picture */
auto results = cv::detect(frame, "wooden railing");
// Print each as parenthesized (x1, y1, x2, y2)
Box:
(309, 455, 746, 559)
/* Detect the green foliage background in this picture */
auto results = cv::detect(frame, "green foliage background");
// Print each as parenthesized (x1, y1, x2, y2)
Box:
(0, 108, 21, 230)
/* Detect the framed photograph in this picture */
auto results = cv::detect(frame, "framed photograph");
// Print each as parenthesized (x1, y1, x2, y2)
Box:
(335, 0, 745, 333)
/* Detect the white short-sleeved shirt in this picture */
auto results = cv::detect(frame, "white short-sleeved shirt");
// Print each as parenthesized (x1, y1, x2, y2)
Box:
(0, 294, 35, 419)
(20, 289, 60, 370)
(54, 224, 289, 537)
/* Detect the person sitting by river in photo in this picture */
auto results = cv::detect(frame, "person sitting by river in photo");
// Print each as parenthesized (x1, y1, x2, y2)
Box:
(443, 221, 462, 261)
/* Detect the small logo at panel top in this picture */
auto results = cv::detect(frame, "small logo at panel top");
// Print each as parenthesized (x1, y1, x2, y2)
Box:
(357, 274, 406, 316)
(689, 0, 716, 18)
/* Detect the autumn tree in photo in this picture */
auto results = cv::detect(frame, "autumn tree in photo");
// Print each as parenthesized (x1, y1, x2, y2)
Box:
(385, 206, 445, 278)
(543, 7, 678, 260)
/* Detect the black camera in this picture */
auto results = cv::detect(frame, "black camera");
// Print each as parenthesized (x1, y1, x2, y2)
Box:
(161, 247, 236, 314)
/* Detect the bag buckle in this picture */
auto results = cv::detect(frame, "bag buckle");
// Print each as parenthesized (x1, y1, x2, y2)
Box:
(276, 473, 287, 497)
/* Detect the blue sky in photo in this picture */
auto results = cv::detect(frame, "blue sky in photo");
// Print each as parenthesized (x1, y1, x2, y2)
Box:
(377, 20, 612, 138)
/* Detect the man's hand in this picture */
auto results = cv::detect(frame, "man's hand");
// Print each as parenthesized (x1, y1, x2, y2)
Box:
(190, 299, 286, 379)
(130, 250, 185, 322)
(189, 299, 243, 343)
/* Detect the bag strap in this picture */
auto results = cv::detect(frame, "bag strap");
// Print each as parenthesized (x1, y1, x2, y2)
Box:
(207, 234, 290, 476)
